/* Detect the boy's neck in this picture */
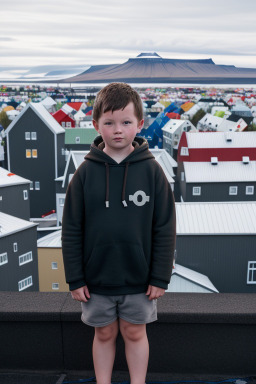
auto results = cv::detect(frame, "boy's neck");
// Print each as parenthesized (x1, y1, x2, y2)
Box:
(103, 145, 134, 163)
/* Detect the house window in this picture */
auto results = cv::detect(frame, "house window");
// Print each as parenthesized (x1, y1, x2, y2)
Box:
(229, 186, 238, 195)
(32, 149, 38, 158)
(26, 149, 31, 158)
(61, 122, 66, 127)
(59, 198, 65, 206)
(52, 283, 59, 290)
(181, 172, 185, 181)
(31, 132, 37, 140)
(52, 262, 58, 270)
(19, 251, 33, 266)
(62, 148, 65, 155)
(13, 243, 18, 252)
(18, 276, 33, 291)
(180, 147, 189, 156)
(246, 186, 254, 195)
(23, 190, 28, 200)
(35, 181, 40, 190)
(66, 122, 71, 128)
(25, 132, 30, 140)
(193, 186, 201, 196)
(75, 137, 80, 144)
(0, 252, 8, 266)
(247, 262, 256, 284)
(30, 182, 33, 190)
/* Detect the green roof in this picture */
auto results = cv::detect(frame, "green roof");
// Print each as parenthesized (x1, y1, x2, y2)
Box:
(65, 128, 98, 145)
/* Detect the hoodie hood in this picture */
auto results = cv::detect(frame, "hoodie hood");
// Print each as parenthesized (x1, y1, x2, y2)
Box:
(84, 135, 154, 164)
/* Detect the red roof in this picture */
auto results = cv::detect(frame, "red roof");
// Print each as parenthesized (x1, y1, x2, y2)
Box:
(166, 112, 180, 119)
(67, 102, 83, 111)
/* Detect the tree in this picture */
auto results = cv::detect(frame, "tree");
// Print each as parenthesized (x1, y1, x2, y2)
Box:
(190, 108, 206, 127)
(0, 110, 11, 130)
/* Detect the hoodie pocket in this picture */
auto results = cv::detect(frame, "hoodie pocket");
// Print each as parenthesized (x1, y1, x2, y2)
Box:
(85, 242, 149, 287)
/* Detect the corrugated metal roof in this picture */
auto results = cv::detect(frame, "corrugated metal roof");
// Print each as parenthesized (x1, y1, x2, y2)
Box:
(65, 128, 98, 145)
(0, 167, 31, 187)
(167, 264, 219, 293)
(186, 131, 256, 148)
(184, 161, 256, 182)
(0, 212, 37, 237)
(37, 229, 62, 248)
(40, 97, 56, 106)
(176, 202, 256, 235)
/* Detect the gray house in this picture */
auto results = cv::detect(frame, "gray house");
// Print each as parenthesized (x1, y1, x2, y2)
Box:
(5, 102, 65, 218)
(175, 202, 256, 293)
(0, 167, 31, 220)
(0, 212, 38, 291)
(179, 159, 256, 202)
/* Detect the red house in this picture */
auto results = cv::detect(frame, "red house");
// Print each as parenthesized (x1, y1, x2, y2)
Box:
(52, 110, 75, 128)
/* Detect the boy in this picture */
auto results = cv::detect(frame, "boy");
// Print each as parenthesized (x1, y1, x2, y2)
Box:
(62, 83, 176, 384)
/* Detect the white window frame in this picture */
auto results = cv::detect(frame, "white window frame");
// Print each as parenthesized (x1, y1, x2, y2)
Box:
(193, 186, 201, 196)
(13, 243, 18, 252)
(26, 149, 31, 158)
(23, 190, 28, 200)
(30, 182, 33, 190)
(247, 261, 256, 284)
(229, 186, 238, 195)
(59, 198, 65, 207)
(246, 186, 254, 195)
(66, 122, 71, 128)
(25, 132, 31, 140)
(180, 147, 189, 156)
(75, 136, 81, 144)
(52, 283, 59, 290)
(19, 251, 33, 266)
(35, 181, 40, 190)
(18, 276, 33, 291)
(32, 149, 38, 158)
(181, 172, 185, 182)
(52, 262, 58, 270)
(31, 132, 37, 140)
(0, 252, 8, 266)
(61, 122, 66, 127)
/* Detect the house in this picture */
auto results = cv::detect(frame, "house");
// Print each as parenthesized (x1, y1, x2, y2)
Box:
(0, 212, 38, 291)
(179, 159, 256, 202)
(162, 119, 196, 159)
(5, 102, 65, 218)
(52, 109, 75, 128)
(175, 201, 256, 293)
(40, 97, 57, 114)
(197, 113, 246, 132)
(0, 167, 31, 220)
(67, 102, 87, 112)
(37, 230, 69, 292)
(73, 109, 86, 123)
(64, 128, 98, 151)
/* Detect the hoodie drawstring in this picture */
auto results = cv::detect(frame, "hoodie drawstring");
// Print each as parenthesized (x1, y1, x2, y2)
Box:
(104, 162, 129, 208)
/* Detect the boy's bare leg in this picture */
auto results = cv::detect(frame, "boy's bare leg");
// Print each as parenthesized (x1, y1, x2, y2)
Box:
(93, 319, 119, 384)
(119, 318, 149, 384)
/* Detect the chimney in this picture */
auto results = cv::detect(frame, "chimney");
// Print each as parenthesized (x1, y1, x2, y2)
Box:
(242, 156, 250, 164)
(211, 157, 218, 165)
(225, 132, 233, 142)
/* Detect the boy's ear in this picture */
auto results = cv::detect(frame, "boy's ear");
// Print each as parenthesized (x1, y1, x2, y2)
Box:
(93, 119, 100, 134)
(137, 119, 144, 133)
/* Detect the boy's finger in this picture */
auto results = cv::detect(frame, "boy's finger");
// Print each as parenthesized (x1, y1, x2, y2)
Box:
(84, 286, 90, 298)
(146, 286, 151, 295)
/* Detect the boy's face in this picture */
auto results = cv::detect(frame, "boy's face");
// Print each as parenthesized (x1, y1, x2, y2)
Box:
(93, 102, 144, 157)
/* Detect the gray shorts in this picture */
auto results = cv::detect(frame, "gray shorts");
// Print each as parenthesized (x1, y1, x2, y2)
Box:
(81, 293, 157, 327)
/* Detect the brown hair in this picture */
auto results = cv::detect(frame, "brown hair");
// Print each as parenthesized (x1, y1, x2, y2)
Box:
(92, 82, 143, 122)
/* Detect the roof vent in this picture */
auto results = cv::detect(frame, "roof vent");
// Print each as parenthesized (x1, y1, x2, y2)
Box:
(211, 157, 218, 165)
(225, 132, 233, 142)
(242, 156, 250, 164)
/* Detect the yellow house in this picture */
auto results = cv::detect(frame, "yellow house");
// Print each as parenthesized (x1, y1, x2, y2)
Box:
(37, 230, 69, 292)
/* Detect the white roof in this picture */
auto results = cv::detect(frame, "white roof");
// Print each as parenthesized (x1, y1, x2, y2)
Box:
(152, 102, 164, 109)
(199, 113, 223, 127)
(40, 96, 56, 107)
(5, 103, 65, 135)
(37, 229, 62, 248)
(167, 264, 219, 293)
(162, 119, 193, 134)
(62, 151, 89, 187)
(62, 104, 74, 114)
(186, 131, 256, 148)
(0, 167, 31, 187)
(74, 110, 86, 118)
(0, 212, 37, 238)
(184, 161, 256, 182)
(150, 149, 176, 181)
(176, 202, 256, 235)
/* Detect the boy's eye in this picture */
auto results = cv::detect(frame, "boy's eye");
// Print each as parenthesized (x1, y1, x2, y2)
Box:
(124, 121, 131, 125)
(104, 122, 112, 126)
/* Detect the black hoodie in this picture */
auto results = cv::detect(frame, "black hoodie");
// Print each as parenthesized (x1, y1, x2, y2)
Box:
(62, 136, 176, 295)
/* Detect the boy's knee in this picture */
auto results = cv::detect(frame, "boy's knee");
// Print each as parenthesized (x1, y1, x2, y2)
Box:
(120, 321, 146, 342)
(95, 321, 118, 342)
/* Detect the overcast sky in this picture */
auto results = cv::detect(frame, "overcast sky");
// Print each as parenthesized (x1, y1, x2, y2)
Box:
(1, 0, 256, 70)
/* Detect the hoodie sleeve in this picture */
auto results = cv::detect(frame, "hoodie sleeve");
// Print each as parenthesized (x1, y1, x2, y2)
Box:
(149, 164, 176, 289)
(62, 169, 86, 291)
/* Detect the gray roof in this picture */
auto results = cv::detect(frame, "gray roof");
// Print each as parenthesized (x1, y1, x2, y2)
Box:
(0, 167, 31, 187)
(37, 229, 62, 248)
(0, 212, 37, 238)
(5, 102, 65, 135)
(184, 161, 256, 182)
(186, 131, 256, 148)
(176, 202, 256, 235)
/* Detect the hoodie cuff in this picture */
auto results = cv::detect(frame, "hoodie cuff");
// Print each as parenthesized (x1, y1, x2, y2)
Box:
(149, 278, 168, 290)
(69, 280, 87, 291)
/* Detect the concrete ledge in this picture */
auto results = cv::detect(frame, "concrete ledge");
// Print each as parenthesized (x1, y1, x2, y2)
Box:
(1, 292, 256, 375)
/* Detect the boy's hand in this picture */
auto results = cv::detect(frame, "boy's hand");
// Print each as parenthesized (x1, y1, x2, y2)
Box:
(146, 285, 165, 300)
(71, 285, 90, 303)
